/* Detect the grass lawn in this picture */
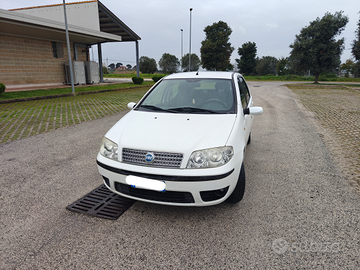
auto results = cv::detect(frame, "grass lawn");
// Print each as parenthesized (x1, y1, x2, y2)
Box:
(0, 82, 154, 101)
(0, 86, 151, 143)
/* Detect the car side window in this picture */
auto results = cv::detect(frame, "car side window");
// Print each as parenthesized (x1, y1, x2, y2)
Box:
(237, 76, 249, 108)
(243, 79, 251, 104)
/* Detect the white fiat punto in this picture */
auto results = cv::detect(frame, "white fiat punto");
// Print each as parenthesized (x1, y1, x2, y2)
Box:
(96, 71, 263, 206)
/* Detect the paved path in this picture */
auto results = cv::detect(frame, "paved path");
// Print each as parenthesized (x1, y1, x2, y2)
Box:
(0, 82, 359, 269)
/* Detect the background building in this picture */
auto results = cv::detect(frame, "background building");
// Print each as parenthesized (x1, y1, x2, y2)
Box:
(0, 0, 140, 88)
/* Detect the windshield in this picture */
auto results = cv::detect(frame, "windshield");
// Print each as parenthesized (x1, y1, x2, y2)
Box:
(137, 78, 236, 114)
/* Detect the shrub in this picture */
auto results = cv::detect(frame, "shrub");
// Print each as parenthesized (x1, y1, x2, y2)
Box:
(319, 73, 337, 81)
(0, 83, 6, 94)
(132, 76, 144, 84)
(152, 75, 165, 82)
(102, 66, 109, 75)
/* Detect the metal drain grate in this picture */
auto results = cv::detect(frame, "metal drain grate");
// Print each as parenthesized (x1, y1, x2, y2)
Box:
(66, 184, 135, 220)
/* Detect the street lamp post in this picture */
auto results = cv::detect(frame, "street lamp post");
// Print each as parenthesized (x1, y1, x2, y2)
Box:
(189, 8, 193, 72)
(63, 0, 75, 95)
(181, 29, 183, 72)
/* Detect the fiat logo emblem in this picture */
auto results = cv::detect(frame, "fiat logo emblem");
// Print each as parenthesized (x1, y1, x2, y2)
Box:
(145, 152, 155, 163)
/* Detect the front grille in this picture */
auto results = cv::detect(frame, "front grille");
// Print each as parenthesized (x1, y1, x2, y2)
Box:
(122, 148, 183, 168)
(115, 182, 195, 203)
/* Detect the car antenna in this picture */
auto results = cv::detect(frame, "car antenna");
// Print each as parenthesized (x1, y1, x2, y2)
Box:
(196, 71, 199, 75)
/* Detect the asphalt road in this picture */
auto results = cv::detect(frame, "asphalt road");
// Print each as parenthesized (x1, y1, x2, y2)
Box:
(1, 82, 359, 269)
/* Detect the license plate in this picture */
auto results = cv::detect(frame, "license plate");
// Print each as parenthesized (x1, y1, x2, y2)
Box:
(125, 175, 166, 192)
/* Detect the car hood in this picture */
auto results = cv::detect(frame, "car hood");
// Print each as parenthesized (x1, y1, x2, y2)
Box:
(105, 111, 237, 154)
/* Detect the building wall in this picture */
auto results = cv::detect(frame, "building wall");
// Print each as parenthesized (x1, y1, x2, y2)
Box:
(0, 34, 88, 86)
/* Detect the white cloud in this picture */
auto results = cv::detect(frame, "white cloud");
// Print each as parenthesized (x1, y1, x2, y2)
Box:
(265, 23, 279, 29)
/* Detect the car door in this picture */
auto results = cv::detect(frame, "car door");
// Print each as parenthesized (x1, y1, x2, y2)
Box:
(237, 76, 253, 142)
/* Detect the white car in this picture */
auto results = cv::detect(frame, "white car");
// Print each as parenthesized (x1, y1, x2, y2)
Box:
(96, 71, 263, 206)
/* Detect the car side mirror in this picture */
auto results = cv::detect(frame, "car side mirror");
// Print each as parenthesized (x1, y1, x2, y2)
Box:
(243, 106, 263, 116)
(127, 102, 137, 110)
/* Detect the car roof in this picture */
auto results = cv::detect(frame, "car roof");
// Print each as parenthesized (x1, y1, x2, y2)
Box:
(163, 71, 239, 80)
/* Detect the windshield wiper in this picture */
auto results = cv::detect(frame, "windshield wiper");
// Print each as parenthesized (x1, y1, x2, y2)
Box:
(139, 105, 176, 113)
(168, 107, 220, 114)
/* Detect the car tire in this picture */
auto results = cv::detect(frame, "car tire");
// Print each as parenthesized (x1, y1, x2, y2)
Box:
(226, 163, 245, 203)
(247, 132, 251, 145)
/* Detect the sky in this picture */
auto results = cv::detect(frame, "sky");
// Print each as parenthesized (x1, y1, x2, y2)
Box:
(2, 0, 359, 69)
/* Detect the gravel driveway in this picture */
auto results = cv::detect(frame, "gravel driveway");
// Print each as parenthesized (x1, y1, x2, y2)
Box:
(0, 81, 359, 269)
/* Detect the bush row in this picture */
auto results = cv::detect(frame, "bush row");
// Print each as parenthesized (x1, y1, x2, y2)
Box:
(0, 83, 6, 94)
(131, 77, 144, 84)
(152, 75, 165, 82)
(244, 74, 360, 82)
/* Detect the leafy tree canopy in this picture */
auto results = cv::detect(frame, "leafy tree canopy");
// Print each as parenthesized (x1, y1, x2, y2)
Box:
(256, 56, 278, 76)
(181, 53, 201, 72)
(102, 66, 109, 75)
(139, 56, 157, 74)
(108, 63, 115, 70)
(116, 63, 123, 69)
(236, 42, 257, 75)
(276, 57, 289, 76)
(340, 59, 355, 77)
(158, 53, 179, 74)
(289, 11, 349, 83)
(200, 21, 234, 71)
(351, 12, 360, 77)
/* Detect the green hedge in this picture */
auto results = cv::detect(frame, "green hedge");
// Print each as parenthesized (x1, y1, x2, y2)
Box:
(0, 83, 6, 94)
(244, 74, 360, 82)
(132, 76, 144, 84)
(152, 75, 165, 82)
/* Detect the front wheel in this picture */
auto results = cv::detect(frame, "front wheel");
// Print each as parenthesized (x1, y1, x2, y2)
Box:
(247, 132, 251, 145)
(226, 163, 245, 203)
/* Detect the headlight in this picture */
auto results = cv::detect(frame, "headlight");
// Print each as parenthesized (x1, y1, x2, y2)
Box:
(99, 137, 118, 160)
(187, 146, 234, 168)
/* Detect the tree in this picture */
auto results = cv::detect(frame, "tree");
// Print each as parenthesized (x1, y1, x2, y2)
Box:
(340, 59, 355, 77)
(108, 63, 115, 71)
(200, 21, 234, 71)
(126, 64, 132, 70)
(289, 11, 349, 83)
(158, 53, 179, 74)
(116, 63, 123, 69)
(102, 66, 109, 75)
(235, 42, 257, 75)
(256, 56, 278, 76)
(276, 57, 289, 76)
(351, 12, 360, 77)
(139, 56, 157, 74)
(181, 53, 201, 72)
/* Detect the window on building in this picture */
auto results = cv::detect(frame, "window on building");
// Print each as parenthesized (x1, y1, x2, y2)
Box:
(52, 42, 64, 58)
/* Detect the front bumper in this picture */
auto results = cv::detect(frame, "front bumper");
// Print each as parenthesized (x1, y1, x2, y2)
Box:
(96, 155, 240, 206)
